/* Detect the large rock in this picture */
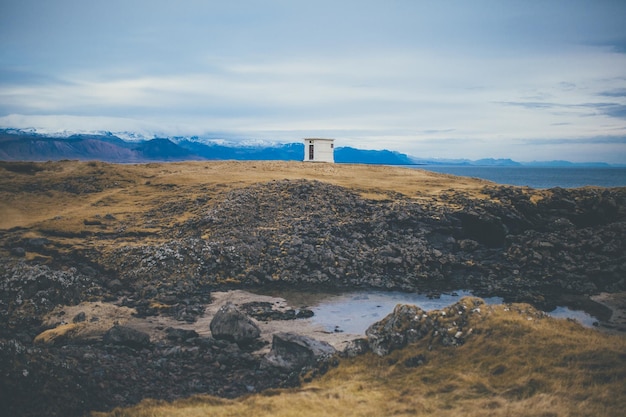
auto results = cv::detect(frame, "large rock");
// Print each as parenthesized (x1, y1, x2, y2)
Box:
(210, 302, 261, 344)
(366, 298, 485, 356)
(366, 304, 431, 356)
(264, 332, 336, 370)
(102, 325, 150, 349)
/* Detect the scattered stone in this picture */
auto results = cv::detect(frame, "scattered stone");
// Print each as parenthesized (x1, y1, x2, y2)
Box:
(72, 312, 87, 323)
(241, 301, 297, 321)
(102, 325, 150, 349)
(263, 332, 336, 371)
(342, 338, 369, 357)
(210, 302, 261, 344)
(404, 354, 427, 368)
(164, 327, 199, 342)
(296, 309, 315, 319)
(10, 247, 26, 257)
(106, 279, 123, 291)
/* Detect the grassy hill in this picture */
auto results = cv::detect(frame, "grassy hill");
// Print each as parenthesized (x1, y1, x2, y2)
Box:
(1, 160, 624, 417)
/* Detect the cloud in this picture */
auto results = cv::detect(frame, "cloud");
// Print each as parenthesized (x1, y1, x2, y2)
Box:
(587, 103, 626, 119)
(520, 136, 626, 146)
(497, 101, 626, 120)
(2, 1, 626, 163)
(599, 88, 626, 98)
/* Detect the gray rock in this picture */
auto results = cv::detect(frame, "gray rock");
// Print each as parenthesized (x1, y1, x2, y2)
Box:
(72, 312, 86, 323)
(164, 327, 199, 341)
(366, 304, 430, 356)
(10, 247, 26, 257)
(366, 299, 484, 356)
(264, 332, 336, 370)
(106, 279, 123, 291)
(210, 302, 260, 344)
(103, 325, 150, 349)
(342, 338, 369, 357)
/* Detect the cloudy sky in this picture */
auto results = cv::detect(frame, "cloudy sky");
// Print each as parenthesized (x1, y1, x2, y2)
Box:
(1, 0, 626, 163)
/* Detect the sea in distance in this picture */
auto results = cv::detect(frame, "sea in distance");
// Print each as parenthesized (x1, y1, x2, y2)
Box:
(413, 165, 626, 189)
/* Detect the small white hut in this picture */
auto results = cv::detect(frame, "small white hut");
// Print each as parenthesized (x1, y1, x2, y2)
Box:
(303, 138, 334, 163)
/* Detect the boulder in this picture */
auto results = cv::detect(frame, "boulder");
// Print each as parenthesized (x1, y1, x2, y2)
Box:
(366, 298, 484, 356)
(210, 302, 261, 344)
(264, 332, 336, 370)
(103, 325, 150, 349)
(366, 304, 431, 356)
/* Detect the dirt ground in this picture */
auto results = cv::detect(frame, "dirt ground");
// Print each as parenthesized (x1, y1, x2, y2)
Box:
(37, 288, 626, 355)
(36, 290, 363, 353)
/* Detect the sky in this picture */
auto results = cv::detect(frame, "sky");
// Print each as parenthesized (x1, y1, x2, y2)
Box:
(1, 0, 626, 163)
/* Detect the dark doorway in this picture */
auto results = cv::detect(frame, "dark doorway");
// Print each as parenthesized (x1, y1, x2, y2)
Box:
(309, 144, 314, 160)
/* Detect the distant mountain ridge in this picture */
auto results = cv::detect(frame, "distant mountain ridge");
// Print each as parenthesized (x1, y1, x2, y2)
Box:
(0, 129, 619, 166)
(0, 130, 414, 165)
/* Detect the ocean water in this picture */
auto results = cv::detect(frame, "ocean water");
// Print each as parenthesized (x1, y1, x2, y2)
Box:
(414, 166, 626, 189)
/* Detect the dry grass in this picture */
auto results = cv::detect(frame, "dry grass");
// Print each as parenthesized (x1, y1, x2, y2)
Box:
(92, 302, 626, 417)
(0, 160, 497, 262)
(0, 160, 493, 230)
(33, 302, 137, 345)
(4, 160, 624, 416)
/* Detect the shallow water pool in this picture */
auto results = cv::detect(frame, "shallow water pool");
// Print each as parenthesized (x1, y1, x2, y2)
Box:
(307, 290, 502, 334)
(252, 288, 599, 335)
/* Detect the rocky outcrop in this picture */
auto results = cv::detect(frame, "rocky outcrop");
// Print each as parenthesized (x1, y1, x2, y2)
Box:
(241, 301, 314, 321)
(91, 180, 625, 310)
(263, 332, 336, 371)
(209, 302, 261, 344)
(366, 298, 485, 356)
(0, 332, 298, 417)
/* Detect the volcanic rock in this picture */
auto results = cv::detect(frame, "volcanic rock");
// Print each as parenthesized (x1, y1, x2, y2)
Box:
(263, 332, 336, 371)
(102, 325, 150, 349)
(366, 297, 485, 356)
(210, 302, 261, 344)
(164, 327, 199, 342)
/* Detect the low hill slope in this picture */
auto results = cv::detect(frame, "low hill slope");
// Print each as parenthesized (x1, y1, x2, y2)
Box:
(92, 299, 626, 417)
(0, 160, 624, 416)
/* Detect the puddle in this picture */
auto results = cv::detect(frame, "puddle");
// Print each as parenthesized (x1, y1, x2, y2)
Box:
(547, 306, 598, 327)
(306, 290, 502, 334)
(252, 288, 600, 334)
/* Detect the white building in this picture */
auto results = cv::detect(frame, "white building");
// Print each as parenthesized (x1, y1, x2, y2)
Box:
(303, 138, 334, 163)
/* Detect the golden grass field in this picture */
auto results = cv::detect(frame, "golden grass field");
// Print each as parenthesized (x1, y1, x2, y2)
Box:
(0, 160, 500, 262)
(0, 160, 495, 230)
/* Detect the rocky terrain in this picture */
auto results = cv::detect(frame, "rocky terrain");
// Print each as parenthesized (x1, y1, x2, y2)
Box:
(0, 160, 625, 416)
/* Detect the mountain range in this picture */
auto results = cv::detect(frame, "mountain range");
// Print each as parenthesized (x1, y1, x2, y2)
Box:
(0, 129, 617, 167)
